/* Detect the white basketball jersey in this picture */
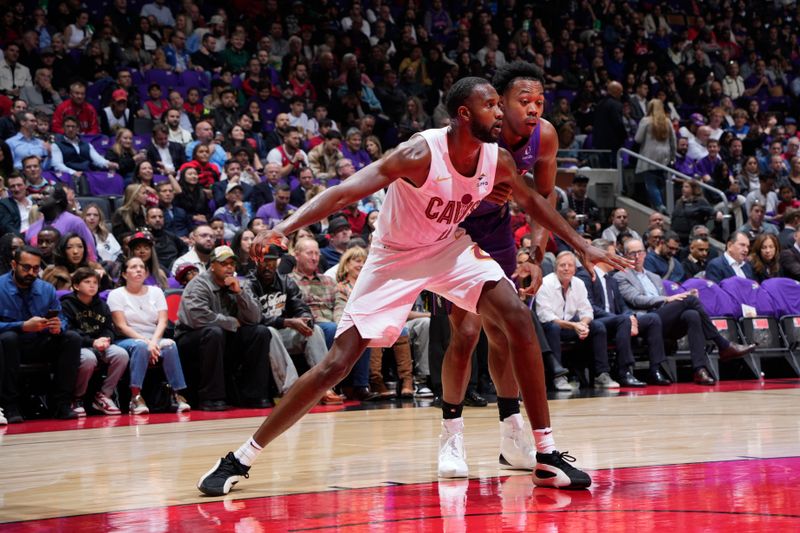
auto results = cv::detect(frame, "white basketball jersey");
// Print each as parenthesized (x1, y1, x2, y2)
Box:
(372, 127, 498, 250)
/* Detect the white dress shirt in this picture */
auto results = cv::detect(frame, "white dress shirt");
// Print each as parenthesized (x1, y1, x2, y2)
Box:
(536, 273, 594, 324)
(724, 252, 747, 278)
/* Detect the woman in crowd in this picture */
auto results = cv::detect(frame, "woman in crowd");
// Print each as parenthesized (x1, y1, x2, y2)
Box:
(737, 155, 761, 194)
(361, 210, 379, 241)
(111, 184, 151, 241)
(223, 125, 262, 170)
(635, 99, 676, 213)
(174, 166, 212, 226)
(82, 203, 122, 280)
(105, 129, 147, 182)
(334, 246, 414, 399)
(231, 228, 256, 276)
(182, 144, 220, 189)
(79, 39, 113, 81)
(42, 232, 112, 290)
(711, 161, 747, 229)
(398, 96, 432, 142)
(121, 32, 152, 70)
(749, 233, 781, 283)
(364, 135, 383, 162)
(671, 180, 717, 244)
(127, 231, 169, 289)
(64, 9, 92, 51)
(108, 256, 190, 415)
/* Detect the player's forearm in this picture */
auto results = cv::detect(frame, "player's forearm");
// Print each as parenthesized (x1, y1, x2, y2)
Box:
(275, 185, 352, 236)
(530, 191, 557, 263)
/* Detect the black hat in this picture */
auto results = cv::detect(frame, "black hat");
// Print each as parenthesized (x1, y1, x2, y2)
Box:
(129, 231, 154, 248)
(328, 216, 351, 235)
(263, 244, 282, 259)
(573, 174, 590, 183)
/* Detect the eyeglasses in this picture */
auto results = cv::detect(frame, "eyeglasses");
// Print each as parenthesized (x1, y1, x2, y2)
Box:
(18, 263, 41, 273)
(626, 250, 646, 257)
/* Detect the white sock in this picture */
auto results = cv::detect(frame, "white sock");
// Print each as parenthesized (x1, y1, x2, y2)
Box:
(442, 417, 464, 434)
(533, 428, 556, 454)
(233, 437, 263, 467)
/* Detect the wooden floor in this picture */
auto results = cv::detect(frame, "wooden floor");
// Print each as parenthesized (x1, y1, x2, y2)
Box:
(1, 382, 799, 529)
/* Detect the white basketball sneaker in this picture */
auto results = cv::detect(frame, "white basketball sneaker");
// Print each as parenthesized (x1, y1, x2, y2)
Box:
(499, 413, 536, 470)
(438, 417, 468, 478)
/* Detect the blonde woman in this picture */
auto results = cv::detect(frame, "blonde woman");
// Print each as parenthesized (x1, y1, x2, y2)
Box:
(635, 99, 676, 213)
(334, 246, 415, 399)
(82, 203, 122, 262)
(111, 183, 151, 240)
(105, 128, 147, 180)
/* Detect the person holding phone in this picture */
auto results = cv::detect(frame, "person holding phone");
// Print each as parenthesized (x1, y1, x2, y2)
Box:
(0, 246, 83, 423)
(175, 246, 272, 411)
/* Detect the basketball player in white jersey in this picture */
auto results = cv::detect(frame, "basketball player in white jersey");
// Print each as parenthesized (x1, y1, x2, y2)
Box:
(198, 77, 625, 496)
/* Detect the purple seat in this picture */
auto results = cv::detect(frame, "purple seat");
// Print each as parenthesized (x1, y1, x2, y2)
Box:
(719, 277, 776, 318)
(756, 278, 800, 317)
(179, 70, 210, 90)
(145, 68, 179, 90)
(556, 89, 578, 103)
(56, 289, 71, 300)
(43, 170, 75, 190)
(85, 171, 125, 196)
(133, 135, 151, 150)
(662, 280, 683, 296)
(99, 289, 111, 301)
(131, 69, 145, 85)
(681, 278, 739, 317)
(82, 134, 111, 156)
(289, 177, 299, 189)
(153, 174, 170, 185)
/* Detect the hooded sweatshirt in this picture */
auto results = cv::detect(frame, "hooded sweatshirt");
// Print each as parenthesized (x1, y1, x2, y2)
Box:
(60, 292, 116, 347)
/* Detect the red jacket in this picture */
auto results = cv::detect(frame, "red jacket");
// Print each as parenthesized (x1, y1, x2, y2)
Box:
(52, 100, 99, 134)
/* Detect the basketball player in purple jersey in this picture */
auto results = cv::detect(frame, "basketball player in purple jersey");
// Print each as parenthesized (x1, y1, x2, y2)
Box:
(198, 77, 628, 496)
(438, 62, 583, 484)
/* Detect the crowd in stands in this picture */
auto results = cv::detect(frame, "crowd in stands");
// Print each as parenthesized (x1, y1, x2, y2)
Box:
(2, 0, 800, 422)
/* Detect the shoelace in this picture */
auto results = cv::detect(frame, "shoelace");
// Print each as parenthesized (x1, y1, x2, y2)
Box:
(551, 451, 577, 467)
(221, 458, 250, 479)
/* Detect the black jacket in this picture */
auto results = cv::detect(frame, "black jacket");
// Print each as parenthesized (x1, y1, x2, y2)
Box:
(247, 271, 312, 329)
(152, 227, 188, 271)
(145, 141, 186, 173)
(0, 198, 22, 236)
(60, 292, 116, 347)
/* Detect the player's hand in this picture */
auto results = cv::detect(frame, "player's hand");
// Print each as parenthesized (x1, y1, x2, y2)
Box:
(512, 262, 543, 296)
(253, 228, 288, 251)
(575, 245, 633, 279)
(483, 180, 513, 205)
(286, 317, 313, 336)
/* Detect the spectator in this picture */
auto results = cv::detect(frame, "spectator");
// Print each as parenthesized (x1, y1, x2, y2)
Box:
(0, 174, 33, 235)
(266, 126, 308, 181)
(696, 138, 723, 182)
(185, 121, 227, 170)
(671, 180, 716, 244)
(7, 111, 49, 169)
(536, 251, 620, 390)
(705, 231, 756, 283)
(231, 228, 256, 276)
(289, 237, 339, 348)
(212, 88, 239, 135)
(182, 144, 221, 189)
(0, 99, 27, 140)
(35, 226, 60, 266)
(105, 128, 147, 181)
(339, 128, 371, 171)
(256, 184, 296, 229)
(0, 246, 81, 422)
(602, 208, 641, 243)
(749, 233, 781, 283)
(744, 174, 779, 217)
(0, 233, 23, 275)
(212, 182, 251, 242)
(164, 108, 193, 147)
(111, 183, 150, 241)
(739, 203, 779, 241)
(108, 256, 190, 414)
(176, 245, 270, 410)
(682, 236, 711, 279)
(99, 90, 133, 137)
(191, 33, 222, 74)
(779, 209, 800, 250)
(617, 238, 754, 385)
(61, 267, 129, 416)
(0, 43, 32, 97)
(779, 204, 800, 277)
(51, 116, 119, 178)
(673, 137, 696, 178)
(737, 155, 761, 195)
(145, 205, 186, 272)
(365, 135, 383, 163)
(307, 130, 343, 182)
(398, 96, 432, 142)
(174, 165, 212, 226)
(20, 68, 61, 116)
(156, 181, 190, 237)
(290, 167, 316, 207)
(27, 185, 97, 261)
(577, 239, 668, 387)
(592, 81, 626, 165)
(645, 230, 685, 282)
(171, 224, 215, 276)
(140, 0, 175, 29)
(52, 81, 99, 135)
(320, 217, 352, 269)
(82, 203, 122, 263)
(635, 99, 676, 212)
(42, 232, 111, 291)
(687, 125, 712, 161)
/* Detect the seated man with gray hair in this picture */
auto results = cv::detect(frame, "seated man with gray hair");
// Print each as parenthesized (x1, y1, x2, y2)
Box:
(535, 251, 620, 391)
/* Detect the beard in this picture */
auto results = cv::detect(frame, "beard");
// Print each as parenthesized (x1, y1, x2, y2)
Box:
(195, 242, 214, 255)
(470, 119, 499, 144)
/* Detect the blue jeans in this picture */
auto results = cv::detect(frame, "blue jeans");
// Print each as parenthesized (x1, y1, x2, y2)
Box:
(641, 170, 666, 210)
(118, 338, 187, 391)
(317, 321, 338, 349)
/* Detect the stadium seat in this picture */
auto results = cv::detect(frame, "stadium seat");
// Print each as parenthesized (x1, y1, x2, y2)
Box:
(77, 196, 113, 221)
(84, 171, 126, 196)
(165, 289, 183, 324)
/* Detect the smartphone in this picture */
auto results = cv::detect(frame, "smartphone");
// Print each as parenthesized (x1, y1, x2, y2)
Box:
(46, 309, 59, 319)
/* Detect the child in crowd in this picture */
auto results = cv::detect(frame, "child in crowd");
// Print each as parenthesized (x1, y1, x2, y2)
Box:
(144, 83, 169, 121)
(776, 184, 800, 221)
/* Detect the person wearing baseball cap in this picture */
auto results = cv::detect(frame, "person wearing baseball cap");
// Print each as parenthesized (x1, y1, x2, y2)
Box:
(320, 216, 352, 269)
(175, 244, 273, 411)
(104, 94, 127, 128)
(212, 180, 251, 241)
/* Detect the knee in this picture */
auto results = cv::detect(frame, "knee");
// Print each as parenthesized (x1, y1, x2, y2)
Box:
(682, 309, 701, 324)
(108, 346, 130, 365)
(62, 330, 83, 350)
(251, 324, 272, 342)
(319, 354, 353, 383)
(202, 325, 225, 343)
(0, 330, 19, 343)
(590, 320, 606, 334)
(80, 349, 98, 369)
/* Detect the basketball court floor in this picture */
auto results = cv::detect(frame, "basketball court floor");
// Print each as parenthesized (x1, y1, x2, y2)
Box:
(1, 379, 798, 531)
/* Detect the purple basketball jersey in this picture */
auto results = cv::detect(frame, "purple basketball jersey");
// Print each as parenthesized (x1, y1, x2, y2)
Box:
(460, 124, 542, 277)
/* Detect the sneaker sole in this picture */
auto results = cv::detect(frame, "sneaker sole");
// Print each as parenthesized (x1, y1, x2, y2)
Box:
(437, 467, 469, 478)
(533, 465, 592, 489)
(197, 458, 239, 496)
(498, 453, 534, 471)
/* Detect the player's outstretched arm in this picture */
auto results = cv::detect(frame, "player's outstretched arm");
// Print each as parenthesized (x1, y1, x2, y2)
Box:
(274, 136, 431, 237)
(498, 149, 633, 275)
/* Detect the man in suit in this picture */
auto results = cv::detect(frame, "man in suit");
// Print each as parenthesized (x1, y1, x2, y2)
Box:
(644, 230, 685, 282)
(779, 225, 800, 281)
(592, 81, 626, 166)
(577, 239, 670, 386)
(778, 209, 800, 250)
(681, 237, 711, 278)
(617, 238, 755, 385)
(705, 231, 755, 284)
(146, 124, 186, 176)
